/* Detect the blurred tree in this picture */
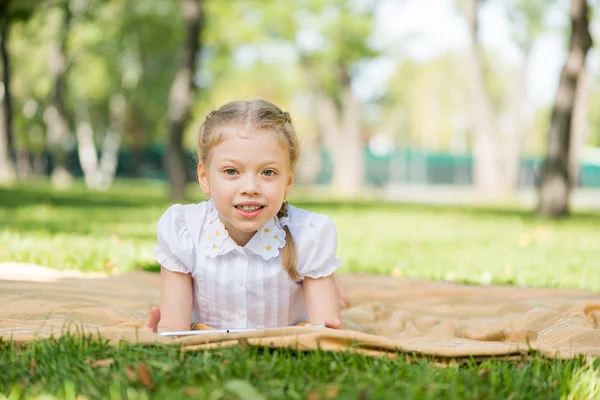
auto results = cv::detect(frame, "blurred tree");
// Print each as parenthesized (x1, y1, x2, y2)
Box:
(569, 66, 589, 189)
(460, 0, 504, 196)
(296, 0, 378, 196)
(537, 0, 592, 216)
(68, 0, 129, 190)
(504, 0, 549, 192)
(46, 0, 73, 189)
(117, 0, 184, 177)
(67, 0, 184, 189)
(381, 54, 471, 153)
(0, 13, 15, 184)
(166, 0, 203, 200)
(0, 0, 36, 183)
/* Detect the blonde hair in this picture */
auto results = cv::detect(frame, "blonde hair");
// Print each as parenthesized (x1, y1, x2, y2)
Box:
(198, 100, 300, 281)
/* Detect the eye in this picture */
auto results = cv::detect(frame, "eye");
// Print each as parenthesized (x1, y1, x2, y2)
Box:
(224, 168, 238, 176)
(263, 169, 277, 177)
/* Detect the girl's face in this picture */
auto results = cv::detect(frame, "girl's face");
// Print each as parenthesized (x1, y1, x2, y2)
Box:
(197, 125, 294, 247)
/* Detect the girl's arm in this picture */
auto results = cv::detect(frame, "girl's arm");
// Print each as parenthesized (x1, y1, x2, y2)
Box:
(303, 274, 342, 329)
(158, 266, 193, 333)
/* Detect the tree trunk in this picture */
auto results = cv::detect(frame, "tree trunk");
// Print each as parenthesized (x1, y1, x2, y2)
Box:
(294, 136, 322, 186)
(17, 150, 33, 178)
(465, 0, 502, 196)
(568, 66, 589, 189)
(166, 0, 203, 201)
(0, 17, 15, 183)
(503, 44, 531, 192)
(47, 4, 72, 189)
(537, 0, 592, 217)
(336, 70, 364, 196)
(76, 95, 125, 190)
(309, 60, 364, 197)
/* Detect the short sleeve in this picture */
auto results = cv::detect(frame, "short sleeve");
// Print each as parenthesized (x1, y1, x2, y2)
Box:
(296, 214, 342, 281)
(153, 205, 196, 274)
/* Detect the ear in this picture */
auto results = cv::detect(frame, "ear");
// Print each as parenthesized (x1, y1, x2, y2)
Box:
(197, 162, 210, 195)
(284, 171, 295, 197)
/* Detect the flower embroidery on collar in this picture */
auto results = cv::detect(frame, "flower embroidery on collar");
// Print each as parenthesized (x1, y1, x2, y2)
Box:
(203, 207, 287, 260)
(257, 218, 286, 260)
(204, 210, 230, 257)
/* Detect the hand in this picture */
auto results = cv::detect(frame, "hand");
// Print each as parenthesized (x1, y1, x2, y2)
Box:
(144, 306, 215, 333)
(143, 306, 161, 333)
(324, 318, 342, 329)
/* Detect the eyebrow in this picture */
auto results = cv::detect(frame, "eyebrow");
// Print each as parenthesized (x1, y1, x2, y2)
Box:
(219, 159, 283, 167)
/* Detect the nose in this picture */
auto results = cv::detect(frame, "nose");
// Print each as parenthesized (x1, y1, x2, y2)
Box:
(240, 173, 260, 195)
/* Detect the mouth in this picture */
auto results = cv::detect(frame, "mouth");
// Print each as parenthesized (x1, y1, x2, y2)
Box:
(234, 204, 264, 212)
(234, 203, 265, 218)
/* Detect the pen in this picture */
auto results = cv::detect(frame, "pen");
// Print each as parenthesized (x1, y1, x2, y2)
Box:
(158, 325, 326, 337)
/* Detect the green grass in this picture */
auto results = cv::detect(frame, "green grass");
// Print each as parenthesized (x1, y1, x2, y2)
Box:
(1, 181, 600, 399)
(1, 335, 599, 400)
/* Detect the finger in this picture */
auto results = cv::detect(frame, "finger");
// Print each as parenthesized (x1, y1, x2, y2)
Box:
(192, 322, 216, 331)
(144, 306, 161, 333)
(324, 319, 342, 330)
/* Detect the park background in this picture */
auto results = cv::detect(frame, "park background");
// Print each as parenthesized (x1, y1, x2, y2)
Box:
(2, 0, 600, 398)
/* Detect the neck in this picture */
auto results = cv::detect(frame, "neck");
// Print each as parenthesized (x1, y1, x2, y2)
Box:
(221, 219, 256, 247)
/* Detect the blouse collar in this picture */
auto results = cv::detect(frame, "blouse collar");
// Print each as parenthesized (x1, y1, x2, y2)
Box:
(202, 201, 286, 260)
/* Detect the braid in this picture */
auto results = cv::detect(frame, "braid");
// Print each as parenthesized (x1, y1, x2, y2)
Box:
(282, 111, 292, 124)
(277, 200, 298, 281)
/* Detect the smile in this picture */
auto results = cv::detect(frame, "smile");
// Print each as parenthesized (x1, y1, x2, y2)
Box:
(235, 205, 264, 211)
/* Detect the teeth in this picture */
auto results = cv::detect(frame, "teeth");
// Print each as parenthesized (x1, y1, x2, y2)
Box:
(238, 205, 261, 211)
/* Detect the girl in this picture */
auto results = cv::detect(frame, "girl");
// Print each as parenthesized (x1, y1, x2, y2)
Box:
(148, 99, 344, 333)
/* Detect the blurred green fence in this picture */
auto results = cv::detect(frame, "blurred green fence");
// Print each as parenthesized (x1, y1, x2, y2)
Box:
(51, 147, 600, 188)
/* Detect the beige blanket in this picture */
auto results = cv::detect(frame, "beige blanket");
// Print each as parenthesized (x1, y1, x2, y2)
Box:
(1, 263, 599, 360)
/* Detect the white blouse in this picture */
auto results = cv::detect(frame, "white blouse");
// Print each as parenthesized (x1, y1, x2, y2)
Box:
(153, 200, 342, 329)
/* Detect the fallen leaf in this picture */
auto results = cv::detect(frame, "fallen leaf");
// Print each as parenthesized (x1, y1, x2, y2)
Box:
(137, 364, 155, 388)
(184, 387, 202, 397)
(324, 384, 340, 398)
(306, 391, 319, 400)
(306, 385, 340, 400)
(125, 366, 136, 383)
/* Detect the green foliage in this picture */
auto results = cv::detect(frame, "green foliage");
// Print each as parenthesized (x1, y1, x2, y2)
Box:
(0, 0, 38, 22)
(294, 0, 378, 98)
(381, 54, 472, 149)
(505, 0, 552, 49)
(0, 333, 599, 398)
(3, 0, 600, 176)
